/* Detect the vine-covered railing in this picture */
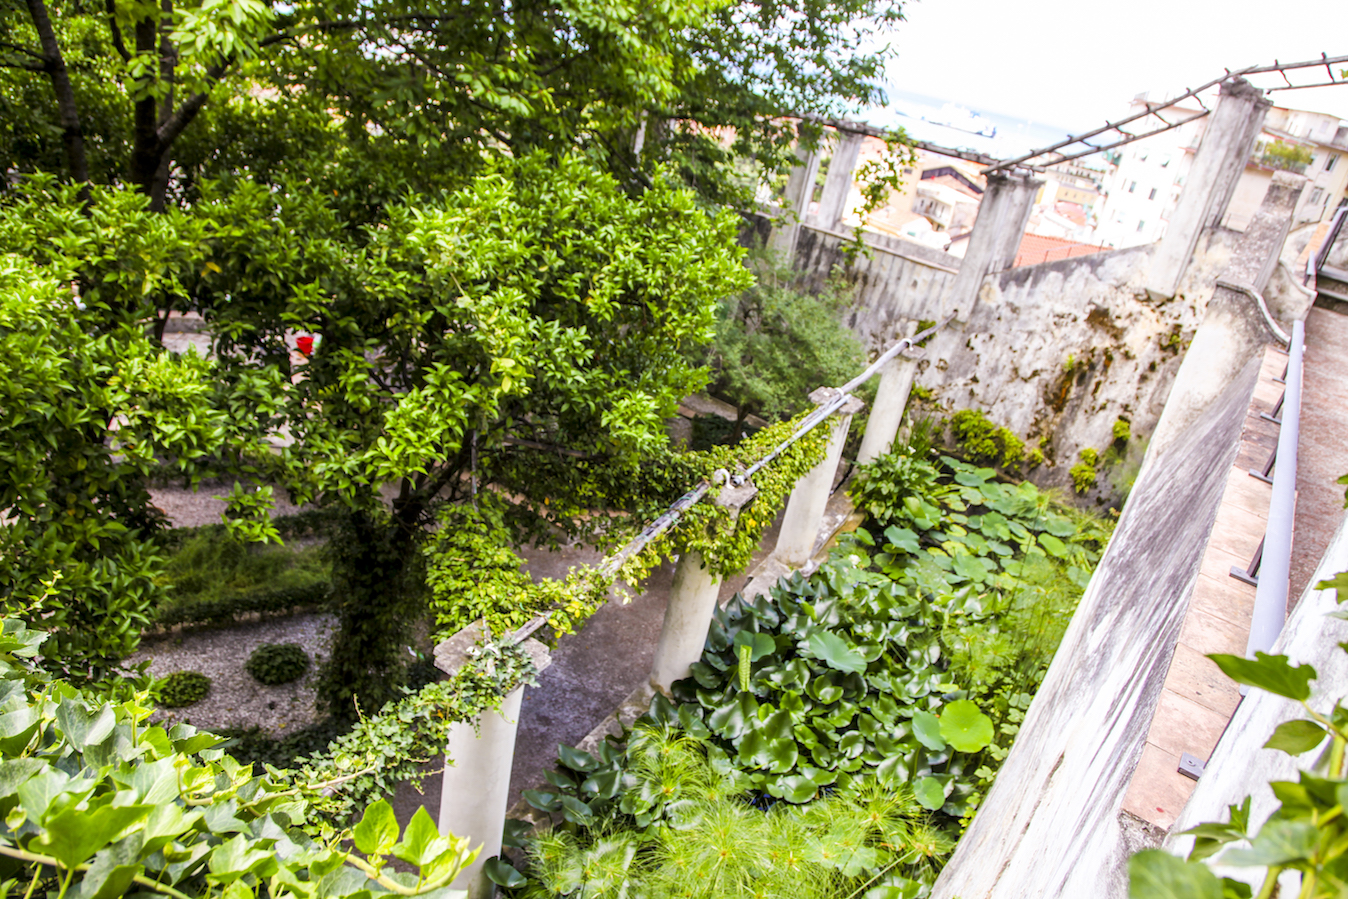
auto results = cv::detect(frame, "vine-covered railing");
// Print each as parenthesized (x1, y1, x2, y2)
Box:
(297, 313, 956, 819)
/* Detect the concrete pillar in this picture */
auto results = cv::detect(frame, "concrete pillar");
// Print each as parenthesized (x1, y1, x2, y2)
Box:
(649, 479, 758, 692)
(768, 124, 823, 261)
(814, 130, 866, 232)
(434, 624, 552, 899)
(1146, 78, 1271, 300)
(944, 170, 1043, 315)
(1143, 171, 1305, 468)
(856, 342, 924, 466)
(775, 388, 866, 567)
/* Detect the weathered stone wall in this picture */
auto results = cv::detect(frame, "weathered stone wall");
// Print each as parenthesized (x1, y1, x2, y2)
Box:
(786, 220, 1243, 504)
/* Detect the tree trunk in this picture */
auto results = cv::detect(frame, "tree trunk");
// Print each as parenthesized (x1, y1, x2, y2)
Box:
(317, 507, 426, 720)
(25, 0, 89, 195)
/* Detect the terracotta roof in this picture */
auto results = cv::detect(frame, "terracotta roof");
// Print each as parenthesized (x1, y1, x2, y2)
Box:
(1014, 233, 1108, 268)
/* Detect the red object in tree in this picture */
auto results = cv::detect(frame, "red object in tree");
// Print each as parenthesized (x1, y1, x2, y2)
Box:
(296, 336, 314, 357)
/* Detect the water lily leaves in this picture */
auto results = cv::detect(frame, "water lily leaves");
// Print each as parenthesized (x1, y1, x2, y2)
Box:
(767, 773, 819, 803)
(737, 728, 798, 773)
(732, 631, 775, 662)
(883, 526, 920, 554)
(806, 675, 843, 705)
(707, 692, 759, 739)
(913, 776, 946, 810)
(939, 700, 994, 753)
(1038, 533, 1068, 558)
(911, 710, 944, 751)
(805, 632, 867, 674)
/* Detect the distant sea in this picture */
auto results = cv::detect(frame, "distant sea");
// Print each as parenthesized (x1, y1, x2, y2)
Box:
(861, 88, 1091, 164)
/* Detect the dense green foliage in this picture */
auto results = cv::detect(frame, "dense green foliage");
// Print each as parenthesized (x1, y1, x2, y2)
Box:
(157, 532, 330, 628)
(154, 669, 211, 707)
(947, 410, 1024, 471)
(245, 643, 310, 686)
(516, 724, 947, 898)
(0, 248, 251, 681)
(0, 616, 479, 899)
(703, 260, 865, 440)
(516, 445, 1111, 896)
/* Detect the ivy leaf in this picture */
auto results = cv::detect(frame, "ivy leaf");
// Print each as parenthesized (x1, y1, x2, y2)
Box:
(33, 803, 151, 871)
(54, 700, 116, 752)
(1208, 652, 1315, 701)
(1263, 719, 1327, 755)
(806, 632, 867, 674)
(1315, 569, 1348, 604)
(70, 838, 144, 899)
(1127, 849, 1222, 899)
(1223, 819, 1319, 867)
(391, 807, 442, 866)
(913, 776, 945, 810)
(352, 799, 399, 857)
(911, 710, 945, 751)
(939, 700, 994, 753)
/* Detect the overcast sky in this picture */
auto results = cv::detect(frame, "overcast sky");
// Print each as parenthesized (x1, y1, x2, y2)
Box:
(882, 0, 1348, 130)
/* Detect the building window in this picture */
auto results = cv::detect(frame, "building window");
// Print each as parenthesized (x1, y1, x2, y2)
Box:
(1148, 188, 1157, 200)
(1137, 220, 1146, 232)
(1328, 155, 1339, 173)
(1310, 187, 1325, 206)
(1129, 181, 1137, 193)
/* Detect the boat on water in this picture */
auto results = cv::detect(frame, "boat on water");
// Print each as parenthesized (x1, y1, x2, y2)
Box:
(921, 103, 997, 138)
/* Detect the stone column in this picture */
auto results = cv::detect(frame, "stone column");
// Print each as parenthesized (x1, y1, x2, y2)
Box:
(856, 328, 924, 466)
(814, 129, 866, 232)
(775, 389, 866, 568)
(1145, 78, 1271, 300)
(1143, 171, 1305, 468)
(768, 125, 824, 261)
(944, 169, 1043, 315)
(649, 479, 758, 692)
(435, 624, 552, 899)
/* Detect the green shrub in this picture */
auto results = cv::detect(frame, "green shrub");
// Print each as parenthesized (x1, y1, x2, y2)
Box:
(154, 670, 211, 707)
(245, 642, 310, 685)
(1112, 418, 1131, 443)
(1071, 448, 1099, 494)
(949, 409, 1025, 468)
(156, 529, 331, 628)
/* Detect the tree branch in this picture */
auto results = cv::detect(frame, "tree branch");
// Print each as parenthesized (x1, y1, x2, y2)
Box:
(23, 0, 90, 190)
(103, 0, 132, 61)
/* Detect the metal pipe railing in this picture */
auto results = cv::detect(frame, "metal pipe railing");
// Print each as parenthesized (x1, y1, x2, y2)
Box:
(508, 312, 956, 643)
(1244, 318, 1305, 658)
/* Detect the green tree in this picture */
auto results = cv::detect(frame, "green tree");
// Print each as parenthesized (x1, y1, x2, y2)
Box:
(705, 258, 865, 441)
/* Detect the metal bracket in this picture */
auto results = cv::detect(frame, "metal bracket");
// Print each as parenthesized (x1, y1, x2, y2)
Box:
(1178, 752, 1206, 780)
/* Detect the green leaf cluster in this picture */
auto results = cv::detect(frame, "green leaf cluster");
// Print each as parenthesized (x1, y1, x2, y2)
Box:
(0, 615, 477, 899)
(519, 724, 947, 899)
(154, 670, 212, 708)
(1128, 549, 1348, 896)
(948, 410, 1024, 470)
(245, 643, 310, 686)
